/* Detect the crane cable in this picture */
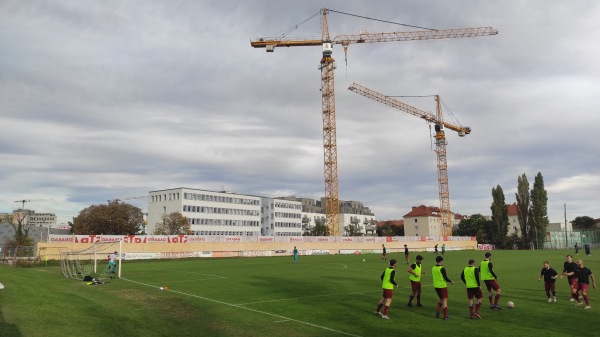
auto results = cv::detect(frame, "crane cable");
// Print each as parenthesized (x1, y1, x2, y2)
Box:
(328, 9, 438, 31)
(274, 9, 321, 39)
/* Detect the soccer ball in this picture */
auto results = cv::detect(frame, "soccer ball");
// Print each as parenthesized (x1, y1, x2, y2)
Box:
(507, 301, 515, 308)
(362, 259, 366, 262)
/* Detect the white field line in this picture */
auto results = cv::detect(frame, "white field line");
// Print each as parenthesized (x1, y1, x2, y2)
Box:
(236, 290, 380, 306)
(121, 277, 363, 337)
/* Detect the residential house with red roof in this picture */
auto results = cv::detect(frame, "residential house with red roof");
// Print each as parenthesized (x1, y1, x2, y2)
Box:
(403, 205, 464, 237)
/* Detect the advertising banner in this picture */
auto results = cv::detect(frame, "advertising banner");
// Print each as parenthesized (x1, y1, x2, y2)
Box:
(477, 244, 495, 251)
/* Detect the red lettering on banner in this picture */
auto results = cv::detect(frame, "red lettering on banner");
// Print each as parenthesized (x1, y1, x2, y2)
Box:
(168, 235, 188, 243)
(123, 236, 147, 244)
(76, 235, 101, 243)
(226, 237, 240, 242)
(259, 237, 273, 242)
(290, 237, 303, 242)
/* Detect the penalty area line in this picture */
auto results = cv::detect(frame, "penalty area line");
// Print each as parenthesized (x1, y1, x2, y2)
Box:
(121, 277, 362, 337)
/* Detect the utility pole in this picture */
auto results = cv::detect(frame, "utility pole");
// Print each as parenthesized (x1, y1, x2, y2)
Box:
(564, 203, 568, 248)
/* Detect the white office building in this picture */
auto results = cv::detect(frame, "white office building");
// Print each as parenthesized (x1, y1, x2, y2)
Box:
(147, 188, 261, 236)
(147, 188, 376, 236)
(260, 197, 303, 236)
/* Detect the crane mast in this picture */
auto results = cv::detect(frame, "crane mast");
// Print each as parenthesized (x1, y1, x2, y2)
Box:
(319, 9, 341, 235)
(434, 97, 452, 236)
(251, 8, 496, 236)
(348, 83, 471, 236)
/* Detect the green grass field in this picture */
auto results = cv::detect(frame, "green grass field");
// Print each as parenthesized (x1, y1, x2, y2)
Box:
(0, 249, 597, 337)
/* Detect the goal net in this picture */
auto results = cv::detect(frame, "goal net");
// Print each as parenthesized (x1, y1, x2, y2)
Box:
(60, 241, 122, 280)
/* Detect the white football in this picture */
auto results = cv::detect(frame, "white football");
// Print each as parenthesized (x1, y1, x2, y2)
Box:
(507, 301, 515, 308)
(362, 259, 366, 262)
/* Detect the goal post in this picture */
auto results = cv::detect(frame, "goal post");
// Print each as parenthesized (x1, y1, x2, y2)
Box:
(60, 240, 123, 280)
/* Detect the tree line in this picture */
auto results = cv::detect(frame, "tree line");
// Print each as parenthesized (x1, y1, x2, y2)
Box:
(456, 172, 549, 249)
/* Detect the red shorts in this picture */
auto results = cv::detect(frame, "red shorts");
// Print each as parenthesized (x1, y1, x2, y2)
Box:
(467, 287, 483, 299)
(410, 280, 421, 293)
(435, 288, 448, 299)
(544, 282, 556, 292)
(576, 283, 589, 293)
(484, 280, 500, 291)
(382, 289, 393, 299)
(568, 278, 578, 288)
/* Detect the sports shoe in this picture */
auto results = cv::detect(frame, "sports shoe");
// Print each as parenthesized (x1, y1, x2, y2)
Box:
(553, 297, 557, 303)
(575, 302, 582, 307)
(584, 306, 591, 310)
(490, 305, 495, 309)
(374, 311, 382, 317)
(443, 316, 450, 320)
(381, 315, 390, 319)
(548, 298, 552, 303)
(473, 313, 482, 319)
(407, 303, 413, 307)
(416, 303, 423, 307)
(470, 315, 474, 320)
(570, 298, 575, 302)
(493, 305, 502, 310)
(435, 311, 440, 318)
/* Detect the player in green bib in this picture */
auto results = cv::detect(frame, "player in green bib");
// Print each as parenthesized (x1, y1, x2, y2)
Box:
(407, 255, 425, 307)
(480, 252, 502, 309)
(461, 259, 483, 319)
(432, 255, 453, 319)
(375, 259, 398, 319)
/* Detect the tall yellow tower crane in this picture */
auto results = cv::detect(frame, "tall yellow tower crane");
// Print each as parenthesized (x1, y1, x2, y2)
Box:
(251, 8, 497, 236)
(348, 83, 471, 236)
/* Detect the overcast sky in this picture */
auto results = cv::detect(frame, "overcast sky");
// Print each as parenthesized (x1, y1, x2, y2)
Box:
(1, 0, 599, 226)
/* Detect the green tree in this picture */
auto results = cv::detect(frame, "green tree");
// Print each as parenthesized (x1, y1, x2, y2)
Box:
(7, 211, 37, 246)
(345, 224, 364, 236)
(490, 185, 509, 246)
(515, 173, 531, 242)
(73, 201, 143, 235)
(154, 212, 191, 235)
(308, 218, 327, 236)
(572, 216, 596, 229)
(530, 172, 549, 248)
(455, 214, 488, 236)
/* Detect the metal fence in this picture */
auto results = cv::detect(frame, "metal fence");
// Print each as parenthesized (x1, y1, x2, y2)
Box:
(544, 229, 598, 249)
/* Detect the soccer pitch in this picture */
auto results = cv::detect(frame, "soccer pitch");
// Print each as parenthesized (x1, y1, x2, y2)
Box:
(0, 249, 597, 337)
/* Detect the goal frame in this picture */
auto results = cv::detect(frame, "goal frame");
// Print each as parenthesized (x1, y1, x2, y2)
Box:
(60, 240, 123, 280)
